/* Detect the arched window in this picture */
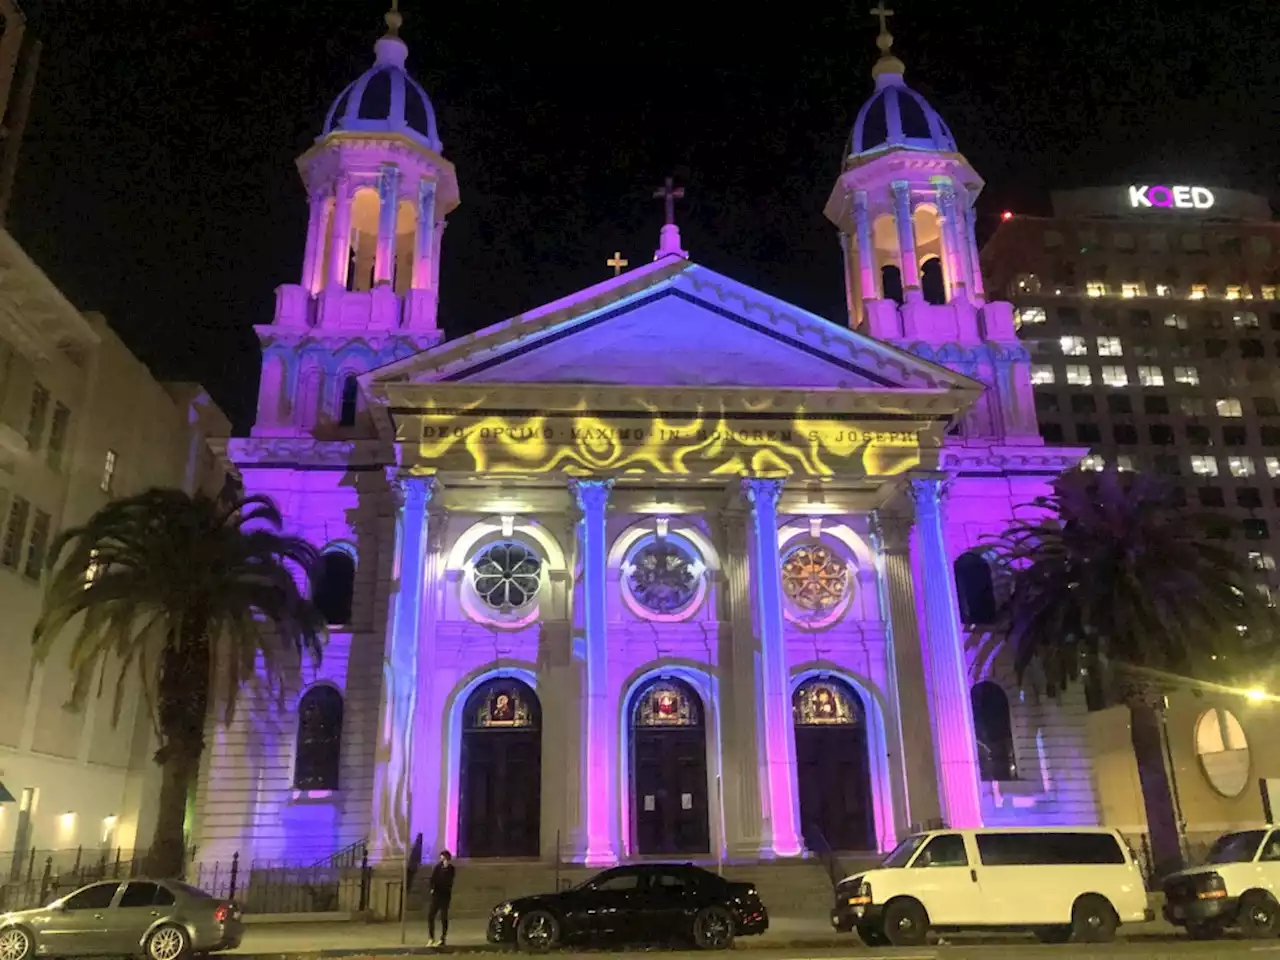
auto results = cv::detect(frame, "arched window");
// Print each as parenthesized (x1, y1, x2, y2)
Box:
(632, 677, 702, 728)
(339, 375, 359, 427)
(314, 549, 356, 625)
(880, 264, 904, 304)
(295, 686, 344, 790)
(954, 552, 998, 625)
(793, 677, 863, 726)
(921, 257, 946, 305)
(970, 681, 1017, 782)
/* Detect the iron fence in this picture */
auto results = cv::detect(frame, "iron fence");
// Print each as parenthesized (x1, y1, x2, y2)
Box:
(0, 844, 374, 916)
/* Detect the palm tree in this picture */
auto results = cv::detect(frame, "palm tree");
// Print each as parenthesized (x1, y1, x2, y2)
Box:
(33, 489, 326, 877)
(972, 467, 1276, 878)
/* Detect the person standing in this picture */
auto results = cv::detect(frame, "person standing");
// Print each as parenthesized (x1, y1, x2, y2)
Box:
(426, 850, 456, 947)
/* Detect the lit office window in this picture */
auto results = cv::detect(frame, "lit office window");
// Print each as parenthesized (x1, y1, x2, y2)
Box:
(1086, 282, 1107, 298)
(1163, 313, 1188, 329)
(1137, 366, 1165, 387)
(1015, 306, 1047, 327)
(1030, 364, 1056, 385)
(1189, 284, 1208, 300)
(1079, 455, 1105, 472)
(1115, 455, 1136, 472)
(1191, 455, 1219, 477)
(1249, 552, 1277, 572)
(1216, 398, 1244, 417)
(1174, 366, 1200, 386)
(1225, 286, 1243, 301)
(1060, 336, 1088, 356)
(1266, 457, 1280, 478)
(1228, 456, 1256, 478)
(1262, 286, 1277, 301)
(1101, 365, 1129, 387)
(1065, 365, 1093, 386)
(1155, 284, 1173, 297)
(1232, 311, 1259, 329)
(1121, 283, 1142, 299)
(1096, 336, 1123, 356)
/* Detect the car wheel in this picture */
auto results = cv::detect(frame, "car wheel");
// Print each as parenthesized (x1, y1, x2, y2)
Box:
(1238, 891, 1280, 939)
(856, 923, 888, 947)
(515, 910, 560, 953)
(1185, 920, 1225, 941)
(0, 927, 34, 960)
(1033, 925, 1071, 944)
(881, 898, 929, 947)
(146, 923, 191, 960)
(691, 906, 735, 950)
(1070, 894, 1118, 943)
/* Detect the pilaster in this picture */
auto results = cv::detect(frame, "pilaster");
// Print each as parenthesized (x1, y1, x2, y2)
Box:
(409, 499, 448, 855)
(908, 477, 982, 829)
(571, 478, 616, 865)
(301, 191, 327, 294)
(872, 510, 942, 832)
(934, 178, 968, 301)
(740, 477, 802, 857)
(962, 189, 986, 301)
(412, 181, 438, 291)
(328, 177, 355, 289)
(853, 190, 878, 308)
(374, 163, 401, 286)
(370, 470, 437, 859)
(892, 181, 921, 298)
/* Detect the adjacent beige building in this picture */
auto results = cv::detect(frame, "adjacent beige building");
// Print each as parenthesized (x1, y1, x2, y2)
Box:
(0, 227, 228, 871)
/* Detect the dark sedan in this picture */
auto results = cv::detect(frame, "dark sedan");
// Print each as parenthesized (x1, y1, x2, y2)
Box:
(487, 863, 768, 951)
(0, 878, 242, 960)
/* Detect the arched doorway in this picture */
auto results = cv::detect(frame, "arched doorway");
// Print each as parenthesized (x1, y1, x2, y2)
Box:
(793, 677, 875, 852)
(630, 677, 710, 855)
(458, 677, 541, 858)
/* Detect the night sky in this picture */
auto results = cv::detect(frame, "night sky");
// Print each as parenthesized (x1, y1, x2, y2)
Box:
(9, 0, 1280, 430)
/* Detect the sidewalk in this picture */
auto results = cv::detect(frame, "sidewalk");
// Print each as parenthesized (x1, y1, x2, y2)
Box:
(229, 913, 1182, 957)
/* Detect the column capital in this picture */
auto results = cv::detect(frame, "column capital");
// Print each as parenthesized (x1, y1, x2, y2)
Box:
(386, 468, 439, 509)
(853, 188, 870, 212)
(870, 510, 913, 555)
(908, 475, 949, 517)
(740, 476, 784, 512)
(570, 477, 614, 514)
(891, 179, 912, 199)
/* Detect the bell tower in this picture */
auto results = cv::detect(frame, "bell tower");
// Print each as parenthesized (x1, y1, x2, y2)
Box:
(253, 2, 459, 438)
(824, 9, 1037, 443)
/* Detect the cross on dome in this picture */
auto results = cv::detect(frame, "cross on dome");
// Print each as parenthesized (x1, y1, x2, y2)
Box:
(869, 3, 905, 79)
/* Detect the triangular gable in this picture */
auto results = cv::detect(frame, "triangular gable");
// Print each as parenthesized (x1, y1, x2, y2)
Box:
(370, 257, 979, 395)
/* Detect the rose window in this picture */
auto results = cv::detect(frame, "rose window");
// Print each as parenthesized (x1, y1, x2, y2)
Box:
(781, 543, 847, 613)
(472, 541, 542, 610)
(628, 539, 698, 614)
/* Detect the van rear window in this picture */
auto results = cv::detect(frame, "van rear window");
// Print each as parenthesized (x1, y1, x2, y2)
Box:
(976, 832, 1125, 866)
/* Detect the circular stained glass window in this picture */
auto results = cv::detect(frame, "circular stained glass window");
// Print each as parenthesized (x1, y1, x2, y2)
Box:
(781, 543, 848, 613)
(628, 539, 699, 614)
(473, 541, 542, 610)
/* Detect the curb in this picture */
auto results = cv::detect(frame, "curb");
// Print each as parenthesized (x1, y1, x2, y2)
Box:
(234, 938, 859, 958)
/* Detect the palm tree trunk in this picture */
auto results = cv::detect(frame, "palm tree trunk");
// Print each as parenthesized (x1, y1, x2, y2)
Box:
(1129, 698, 1183, 878)
(148, 627, 211, 877)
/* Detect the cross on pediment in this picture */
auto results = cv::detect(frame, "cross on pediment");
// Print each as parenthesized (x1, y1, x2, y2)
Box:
(653, 177, 685, 227)
(606, 251, 629, 276)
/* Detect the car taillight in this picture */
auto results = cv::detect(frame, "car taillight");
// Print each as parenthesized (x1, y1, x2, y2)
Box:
(214, 904, 231, 922)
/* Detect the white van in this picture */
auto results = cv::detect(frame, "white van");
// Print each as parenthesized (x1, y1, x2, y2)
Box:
(830, 827, 1152, 946)
(1162, 826, 1280, 939)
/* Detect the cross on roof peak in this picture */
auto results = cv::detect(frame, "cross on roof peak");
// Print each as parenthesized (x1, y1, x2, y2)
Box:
(653, 177, 685, 227)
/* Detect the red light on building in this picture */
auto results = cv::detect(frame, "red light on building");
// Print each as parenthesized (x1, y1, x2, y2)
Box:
(1001, 210, 1014, 221)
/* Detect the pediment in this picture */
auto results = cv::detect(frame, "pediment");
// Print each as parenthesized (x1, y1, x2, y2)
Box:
(370, 260, 979, 396)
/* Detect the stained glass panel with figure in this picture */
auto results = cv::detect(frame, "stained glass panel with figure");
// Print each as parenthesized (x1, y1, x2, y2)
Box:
(467, 679, 538, 729)
(793, 679, 860, 726)
(633, 679, 701, 727)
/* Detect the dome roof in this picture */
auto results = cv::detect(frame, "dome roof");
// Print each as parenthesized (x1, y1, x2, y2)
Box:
(322, 27, 442, 152)
(851, 69, 956, 157)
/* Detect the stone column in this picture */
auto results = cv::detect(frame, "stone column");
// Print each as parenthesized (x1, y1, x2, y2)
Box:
(963, 189, 986, 301)
(412, 181, 438, 290)
(300, 191, 327, 293)
(741, 478, 802, 857)
(872, 511, 942, 832)
(934, 178, 968, 301)
(719, 505, 765, 856)
(892, 180, 921, 297)
(370, 470, 436, 859)
(853, 189, 879, 302)
(572, 478, 616, 864)
(908, 477, 982, 829)
(374, 163, 401, 286)
(327, 177, 355, 289)
(409, 503, 448, 854)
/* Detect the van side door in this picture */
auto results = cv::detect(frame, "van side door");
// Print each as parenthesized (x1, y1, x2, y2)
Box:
(904, 833, 982, 926)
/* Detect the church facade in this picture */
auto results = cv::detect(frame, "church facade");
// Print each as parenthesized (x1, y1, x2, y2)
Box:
(194, 9, 1100, 868)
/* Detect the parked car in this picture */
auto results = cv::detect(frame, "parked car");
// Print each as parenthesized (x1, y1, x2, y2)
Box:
(831, 827, 1151, 946)
(0, 878, 243, 960)
(1163, 827, 1280, 939)
(486, 862, 767, 951)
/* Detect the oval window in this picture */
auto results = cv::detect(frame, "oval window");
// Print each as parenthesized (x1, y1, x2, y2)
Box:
(1195, 707, 1250, 798)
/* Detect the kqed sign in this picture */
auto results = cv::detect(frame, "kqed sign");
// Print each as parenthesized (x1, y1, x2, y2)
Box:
(1128, 185, 1215, 210)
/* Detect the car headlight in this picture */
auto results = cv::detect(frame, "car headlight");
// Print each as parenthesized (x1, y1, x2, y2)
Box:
(494, 902, 514, 916)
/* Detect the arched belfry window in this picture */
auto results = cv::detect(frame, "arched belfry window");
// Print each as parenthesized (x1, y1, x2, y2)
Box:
(921, 257, 946, 305)
(880, 264, 904, 304)
(339, 375, 359, 427)
(954, 552, 998, 626)
(315, 549, 356, 625)
(970, 681, 1018, 782)
(295, 686, 344, 790)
